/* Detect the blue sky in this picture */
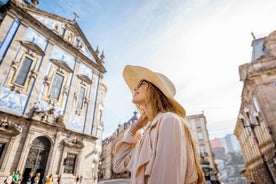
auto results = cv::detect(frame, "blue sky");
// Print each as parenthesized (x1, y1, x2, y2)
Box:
(4, 0, 276, 139)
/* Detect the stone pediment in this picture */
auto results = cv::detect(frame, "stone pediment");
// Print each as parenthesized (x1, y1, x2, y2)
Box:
(30, 13, 96, 60)
(19, 3, 105, 67)
(20, 40, 45, 56)
(50, 59, 73, 73)
(77, 74, 92, 84)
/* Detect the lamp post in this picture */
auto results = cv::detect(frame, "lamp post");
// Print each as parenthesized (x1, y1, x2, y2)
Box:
(239, 107, 275, 184)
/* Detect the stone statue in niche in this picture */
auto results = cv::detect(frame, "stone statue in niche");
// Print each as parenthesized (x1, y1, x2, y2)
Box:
(64, 31, 75, 44)
(53, 24, 59, 34)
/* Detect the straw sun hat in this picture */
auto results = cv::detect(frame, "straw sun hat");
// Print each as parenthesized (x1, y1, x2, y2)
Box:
(122, 65, 186, 117)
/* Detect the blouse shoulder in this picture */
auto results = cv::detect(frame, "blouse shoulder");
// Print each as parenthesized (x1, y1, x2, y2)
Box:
(156, 112, 184, 126)
(150, 112, 184, 128)
(158, 112, 182, 121)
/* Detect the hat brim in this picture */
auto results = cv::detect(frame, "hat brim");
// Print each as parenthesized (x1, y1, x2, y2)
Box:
(123, 65, 186, 117)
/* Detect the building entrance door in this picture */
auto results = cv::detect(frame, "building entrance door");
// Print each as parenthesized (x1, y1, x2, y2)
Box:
(0, 143, 5, 159)
(23, 136, 51, 184)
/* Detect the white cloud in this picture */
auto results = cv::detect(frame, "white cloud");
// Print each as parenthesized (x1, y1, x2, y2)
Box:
(102, 0, 276, 138)
(37, 0, 276, 138)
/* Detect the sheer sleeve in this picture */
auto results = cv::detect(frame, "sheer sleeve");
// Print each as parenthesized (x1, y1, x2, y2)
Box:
(113, 131, 138, 173)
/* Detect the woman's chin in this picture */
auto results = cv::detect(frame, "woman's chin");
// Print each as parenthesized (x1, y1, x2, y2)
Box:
(132, 99, 141, 105)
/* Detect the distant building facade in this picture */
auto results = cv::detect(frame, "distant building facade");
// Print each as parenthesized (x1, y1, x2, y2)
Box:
(221, 134, 241, 153)
(211, 135, 246, 184)
(186, 113, 220, 183)
(234, 31, 276, 183)
(210, 138, 226, 160)
(0, 0, 106, 183)
(98, 112, 138, 180)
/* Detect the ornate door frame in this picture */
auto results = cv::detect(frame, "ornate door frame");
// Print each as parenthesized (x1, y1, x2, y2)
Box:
(23, 136, 51, 183)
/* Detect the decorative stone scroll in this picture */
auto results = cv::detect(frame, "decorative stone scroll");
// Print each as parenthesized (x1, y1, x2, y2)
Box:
(63, 136, 84, 149)
(31, 106, 65, 128)
(0, 115, 22, 136)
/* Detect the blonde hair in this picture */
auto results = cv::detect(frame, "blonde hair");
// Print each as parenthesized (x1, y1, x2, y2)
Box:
(146, 82, 204, 184)
(146, 82, 180, 117)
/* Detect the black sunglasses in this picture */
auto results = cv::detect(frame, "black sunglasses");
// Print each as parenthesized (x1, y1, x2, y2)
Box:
(137, 80, 148, 88)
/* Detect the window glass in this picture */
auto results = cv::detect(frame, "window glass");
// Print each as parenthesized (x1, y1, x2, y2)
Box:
(64, 154, 76, 174)
(49, 73, 64, 99)
(14, 57, 32, 86)
(77, 86, 85, 109)
(196, 120, 201, 129)
(197, 131, 203, 141)
(200, 144, 206, 154)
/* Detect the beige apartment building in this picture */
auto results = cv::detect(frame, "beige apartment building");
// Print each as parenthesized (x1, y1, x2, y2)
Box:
(0, 0, 106, 183)
(99, 112, 219, 183)
(234, 31, 276, 183)
(186, 113, 219, 183)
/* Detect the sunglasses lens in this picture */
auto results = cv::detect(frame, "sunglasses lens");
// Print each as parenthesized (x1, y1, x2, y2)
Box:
(137, 80, 146, 88)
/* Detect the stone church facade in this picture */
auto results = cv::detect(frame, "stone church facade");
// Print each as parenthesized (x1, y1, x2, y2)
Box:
(234, 31, 276, 183)
(0, 0, 106, 183)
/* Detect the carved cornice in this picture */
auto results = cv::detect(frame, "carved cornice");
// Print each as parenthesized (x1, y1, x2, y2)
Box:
(0, 116, 22, 136)
(239, 57, 276, 83)
(248, 58, 276, 77)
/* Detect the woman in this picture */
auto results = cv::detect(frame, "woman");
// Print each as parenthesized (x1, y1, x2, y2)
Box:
(12, 170, 20, 184)
(113, 65, 204, 184)
(45, 174, 53, 184)
(32, 173, 40, 184)
(25, 171, 32, 184)
(4, 171, 14, 184)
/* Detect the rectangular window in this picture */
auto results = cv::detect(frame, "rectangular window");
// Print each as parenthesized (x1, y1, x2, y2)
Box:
(200, 145, 207, 156)
(200, 145, 206, 153)
(77, 86, 85, 109)
(14, 57, 32, 86)
(196, 120, 202, 129)
(49, 73, 64, 99)
(64, 154, 76, 174)
(197, 131, 203, 141)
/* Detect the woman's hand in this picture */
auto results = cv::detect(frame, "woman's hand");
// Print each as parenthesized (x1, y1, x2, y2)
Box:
(129, 113, 149, 135)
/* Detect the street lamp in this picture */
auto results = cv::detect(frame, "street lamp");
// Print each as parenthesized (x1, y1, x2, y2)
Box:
(253, 111, 260, 125)
(239, 107, 275, 184)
